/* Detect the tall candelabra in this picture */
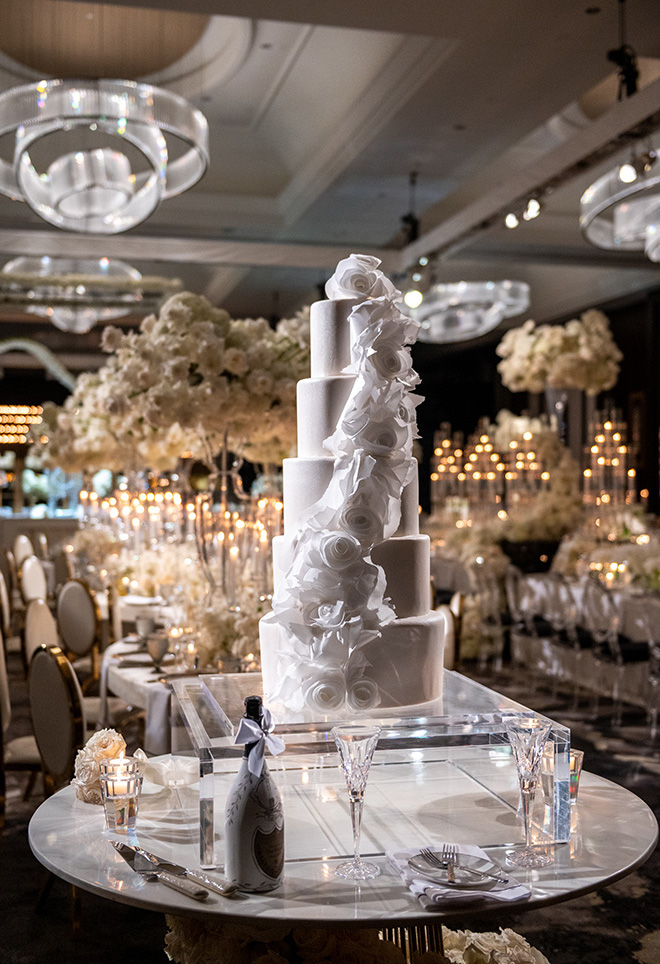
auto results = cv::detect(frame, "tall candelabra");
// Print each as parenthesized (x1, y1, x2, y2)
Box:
(582, 409, 637, 509)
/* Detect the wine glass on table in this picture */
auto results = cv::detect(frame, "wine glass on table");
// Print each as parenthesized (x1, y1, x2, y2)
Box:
(331, 724, 381, 880)
(504, 715, 553, 868)
(147, 633, 169, 674)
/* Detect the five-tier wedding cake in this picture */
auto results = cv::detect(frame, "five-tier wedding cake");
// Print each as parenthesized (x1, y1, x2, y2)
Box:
(259, 254, 446, 721)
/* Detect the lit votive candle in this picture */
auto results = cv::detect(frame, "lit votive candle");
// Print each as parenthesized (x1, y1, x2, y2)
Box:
(100, 756, 143, 833)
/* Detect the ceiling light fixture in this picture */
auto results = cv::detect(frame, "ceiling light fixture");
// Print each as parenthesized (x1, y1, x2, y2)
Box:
(523, 198, 542, 221)
(409, 280, 530, 344)
(580, 142, 660, 250)
(0, 79, 209, 234)
(504, 212, 520, 229)
(0, 256, 182, 333)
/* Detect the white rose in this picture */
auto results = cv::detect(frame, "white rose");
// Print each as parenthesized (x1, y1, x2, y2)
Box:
(303, 672, 346, 712)
(370, 343, 412, 381)
(223, 347, 249, 376)
(356, 421, 406, 458)
(325, 254, 397, 301)
(304, 600, 346, 630)
(70, 728, 126, 804)
(318, 533, 362, 570)
(346, 674, 381, 711)
(339, 503, 383, 545)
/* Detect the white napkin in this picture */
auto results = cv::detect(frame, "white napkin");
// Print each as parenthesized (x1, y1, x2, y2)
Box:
(388, 845, 530, 908)
(134, 749, 199, 787)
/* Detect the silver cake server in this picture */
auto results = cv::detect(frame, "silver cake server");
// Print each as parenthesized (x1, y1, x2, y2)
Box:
(112, 841, 209, 901)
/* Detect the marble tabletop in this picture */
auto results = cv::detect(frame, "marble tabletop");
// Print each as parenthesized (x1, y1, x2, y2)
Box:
(29, 768, 658, 929)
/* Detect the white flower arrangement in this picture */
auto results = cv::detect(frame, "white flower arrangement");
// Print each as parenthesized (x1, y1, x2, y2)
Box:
(496, 309, 622, 396)
(164, 916, 550, 964)
(36, 293, 310, 474)
(70, 728, 126, 805)
(270, 254, 421, 716)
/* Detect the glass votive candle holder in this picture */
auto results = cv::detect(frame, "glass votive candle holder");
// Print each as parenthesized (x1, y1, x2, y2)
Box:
(570, 748, 584, 804)
(100, 757, 143, 833)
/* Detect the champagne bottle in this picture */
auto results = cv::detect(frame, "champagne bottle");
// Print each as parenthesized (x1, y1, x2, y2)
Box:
(224, 695, 284, 892)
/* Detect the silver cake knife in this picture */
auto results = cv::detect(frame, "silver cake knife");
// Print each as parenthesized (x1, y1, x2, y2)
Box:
(112, 841, 209, 900)
(128, 843, 239, 897)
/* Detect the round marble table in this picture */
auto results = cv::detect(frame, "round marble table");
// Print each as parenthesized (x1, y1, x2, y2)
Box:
(29, 770, 657, 928)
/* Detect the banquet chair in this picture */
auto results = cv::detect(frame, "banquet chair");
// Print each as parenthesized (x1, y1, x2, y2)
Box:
(28, 644, 86, 926)
(52, 547, 75, 592)
(0, 631, 41, 829)
(24, 598, 60, 665)
(28, 645, 85, 797)
(504, 566, 558, 685)
(13, 534, 35, 570)
(0, 568, 21, 659)
(56, 578, 103, 689)
(582, 576, 649, 724)
(4, 547, 22, 609)
(543, 572, 587, 699)
(641, 599, 660, 740)
(57, 579, 136, 728)
(469, 560, 504, 672)
(448, 591, 465, 666)
(20, 554, 49, 604)
(36, 532, 49, 561)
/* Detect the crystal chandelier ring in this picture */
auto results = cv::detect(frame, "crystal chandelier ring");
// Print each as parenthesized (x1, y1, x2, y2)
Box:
(580, 154, 660, 250)
(0, 78, 209, 234)
(14, 121, 167, 232)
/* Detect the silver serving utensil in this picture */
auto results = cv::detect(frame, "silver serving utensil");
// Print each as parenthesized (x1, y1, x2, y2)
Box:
(133, 846, 239, 897)
(112, 842, 208, 901)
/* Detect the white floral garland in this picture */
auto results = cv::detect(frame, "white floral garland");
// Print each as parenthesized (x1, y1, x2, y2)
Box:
(271, 255, 422, 715)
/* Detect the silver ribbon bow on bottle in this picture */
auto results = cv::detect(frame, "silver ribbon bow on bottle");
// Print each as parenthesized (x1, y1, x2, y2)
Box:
(234, 706, 286, 776)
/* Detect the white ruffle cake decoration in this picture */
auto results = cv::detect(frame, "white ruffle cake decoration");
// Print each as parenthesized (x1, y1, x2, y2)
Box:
(270, 254, 422, 714)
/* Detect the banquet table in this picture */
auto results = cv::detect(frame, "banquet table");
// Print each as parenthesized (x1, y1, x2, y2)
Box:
(99, 638, 176, 755)
(29, 767, 657, 933)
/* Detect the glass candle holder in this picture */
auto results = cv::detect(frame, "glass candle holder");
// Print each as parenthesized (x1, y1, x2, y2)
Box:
(100, 757, 143, 833)
(569, 748, 584, 804)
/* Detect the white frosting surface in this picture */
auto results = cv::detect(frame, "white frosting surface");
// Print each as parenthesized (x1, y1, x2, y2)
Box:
(372, 534, 432, 618)
(296, 375, 355, 458)
(309, 298, 356, 377)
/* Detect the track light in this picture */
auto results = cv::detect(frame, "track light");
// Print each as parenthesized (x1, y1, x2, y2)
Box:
(504, 212, 519, 229)
(523, 198, 541, 221)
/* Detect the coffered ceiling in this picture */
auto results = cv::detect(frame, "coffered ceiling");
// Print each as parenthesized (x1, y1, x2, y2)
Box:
(0, 0, 660, 393)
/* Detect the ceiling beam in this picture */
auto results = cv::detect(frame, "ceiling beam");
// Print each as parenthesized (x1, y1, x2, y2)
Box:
(400, 75, 660, 269)
(0, 230, 395, 273)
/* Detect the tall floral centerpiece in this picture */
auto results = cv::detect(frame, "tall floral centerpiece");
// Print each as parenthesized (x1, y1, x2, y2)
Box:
(36, 293, 310, 475)
(496, 309, 621, 455)
(496, 309, 621, 397)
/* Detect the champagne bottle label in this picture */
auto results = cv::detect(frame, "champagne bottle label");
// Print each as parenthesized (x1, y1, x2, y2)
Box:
(254, 824, 284, 880)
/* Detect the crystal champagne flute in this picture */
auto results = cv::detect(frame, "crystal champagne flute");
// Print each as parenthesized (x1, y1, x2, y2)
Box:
(504, 715, 553, 868)
(331, 724, 381, 880)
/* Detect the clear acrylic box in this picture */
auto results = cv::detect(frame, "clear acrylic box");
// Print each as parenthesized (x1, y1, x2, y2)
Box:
(170, 670, 571, 869)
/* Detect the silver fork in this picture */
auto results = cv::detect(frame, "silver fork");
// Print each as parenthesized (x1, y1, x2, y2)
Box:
(419, 845, 509, 884)
(442, 843, 458, 883)
(419, 845, 456, 883)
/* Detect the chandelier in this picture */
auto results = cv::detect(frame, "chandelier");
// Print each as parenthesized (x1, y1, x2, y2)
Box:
(0, 256, 182, 333)
(0, 79, 209, 233)
(579, 143, 660, 252)
(410, 280, 530, 343)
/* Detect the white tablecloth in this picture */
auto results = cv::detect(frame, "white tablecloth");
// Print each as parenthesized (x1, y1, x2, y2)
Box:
(99, 638, 173, 755)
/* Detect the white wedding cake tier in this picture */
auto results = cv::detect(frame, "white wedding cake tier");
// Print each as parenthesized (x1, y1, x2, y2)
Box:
(259, 254, 446, 721)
